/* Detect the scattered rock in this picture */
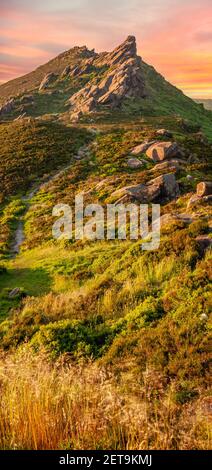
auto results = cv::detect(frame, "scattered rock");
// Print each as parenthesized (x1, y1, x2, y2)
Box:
(156, 129, 173, 138)
(158, 212, 193, 228)
(8, 287, 26, 299)
(200, 313, 208, 321)
(39, 72, 57, 91)
(127, 158, 145, 169)
(152, 160, 180, 172)
(0, 98, 15, 116)
(196, 235, 212, 252)
(146, 142, 181, 162)
(187, 194, 212, 209)
(196, 181, 212, 197)
(131, 141, 156, 155)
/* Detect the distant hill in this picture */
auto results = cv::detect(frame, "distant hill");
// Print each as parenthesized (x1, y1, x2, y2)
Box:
(195, 99, 212, 111)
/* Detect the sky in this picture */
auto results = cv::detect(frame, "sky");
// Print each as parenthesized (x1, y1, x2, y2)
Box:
(0, 0, 212, 99)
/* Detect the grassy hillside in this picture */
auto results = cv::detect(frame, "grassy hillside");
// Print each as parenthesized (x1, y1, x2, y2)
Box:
(0, 114, 211, 449)
(0, 46, 96, 104)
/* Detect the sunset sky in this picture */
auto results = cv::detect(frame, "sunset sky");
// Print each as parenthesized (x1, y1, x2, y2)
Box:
(1, 0, 212, 99)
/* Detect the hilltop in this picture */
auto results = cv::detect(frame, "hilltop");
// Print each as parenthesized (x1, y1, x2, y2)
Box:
(0, 36, 212, 138)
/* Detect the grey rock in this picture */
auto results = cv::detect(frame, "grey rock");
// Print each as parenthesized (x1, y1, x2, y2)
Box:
(127, 158, 144, 169)
(8, 287, 21, 299)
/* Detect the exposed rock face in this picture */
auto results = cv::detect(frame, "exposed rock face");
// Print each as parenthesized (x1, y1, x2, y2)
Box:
(131, 141, 156, 155)
(111, 173, 179, 204)
(0, 98, 15, 116)
(68, 36, 146, 116)
(146, 173, 180, 200)
(61, 65, 71, 77)
(146, 142, 181, 162)
(39, 72, 58, 91)
(19, 95, 34, 104)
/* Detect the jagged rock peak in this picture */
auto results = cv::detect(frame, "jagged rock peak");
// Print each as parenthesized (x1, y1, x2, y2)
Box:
(68, 35, 146, 120)
(98, 35, 137, 67)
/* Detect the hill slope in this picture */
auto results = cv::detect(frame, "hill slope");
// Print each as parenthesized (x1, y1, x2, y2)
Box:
(0, 36, 212, 139)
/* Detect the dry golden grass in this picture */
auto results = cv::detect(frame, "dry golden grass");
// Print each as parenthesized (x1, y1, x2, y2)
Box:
(0, 349, 210, 450)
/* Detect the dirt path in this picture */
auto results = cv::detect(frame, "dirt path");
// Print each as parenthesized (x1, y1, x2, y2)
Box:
(11, 145, 89, 256)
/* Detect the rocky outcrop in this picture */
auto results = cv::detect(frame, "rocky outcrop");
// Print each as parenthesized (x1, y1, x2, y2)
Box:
(131, 141, 156, 155)
(146, 173, 180, 200)
(39, 72, 58, 91)
(146, 141, 181, 162)
(0, 98, 15, 116)
(61, 65, 71, 77)
(68, 36, 146, 116)
(111, 173, 179, 204)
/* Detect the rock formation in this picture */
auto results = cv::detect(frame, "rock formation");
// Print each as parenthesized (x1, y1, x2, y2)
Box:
(146, 142, 182, 162)
(111, 173, 179, 204)
(0, 98, 15, 116)
(39, 72, 58, 91)
(68, 36, 146, 117)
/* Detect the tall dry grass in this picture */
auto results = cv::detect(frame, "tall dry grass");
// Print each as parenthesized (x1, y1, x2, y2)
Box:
(0, 349, 210, 450)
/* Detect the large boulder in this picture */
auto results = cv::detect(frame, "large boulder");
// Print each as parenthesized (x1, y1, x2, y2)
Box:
(146, 173, 180, 200)
(196, 181, 212, 197)
(111, 173, 179, 204)
(146, 141, 181, 162)
(131, 141, 156, 155)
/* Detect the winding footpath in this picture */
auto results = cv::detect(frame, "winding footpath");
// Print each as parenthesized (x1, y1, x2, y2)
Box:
(11, 144, 90, 256)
